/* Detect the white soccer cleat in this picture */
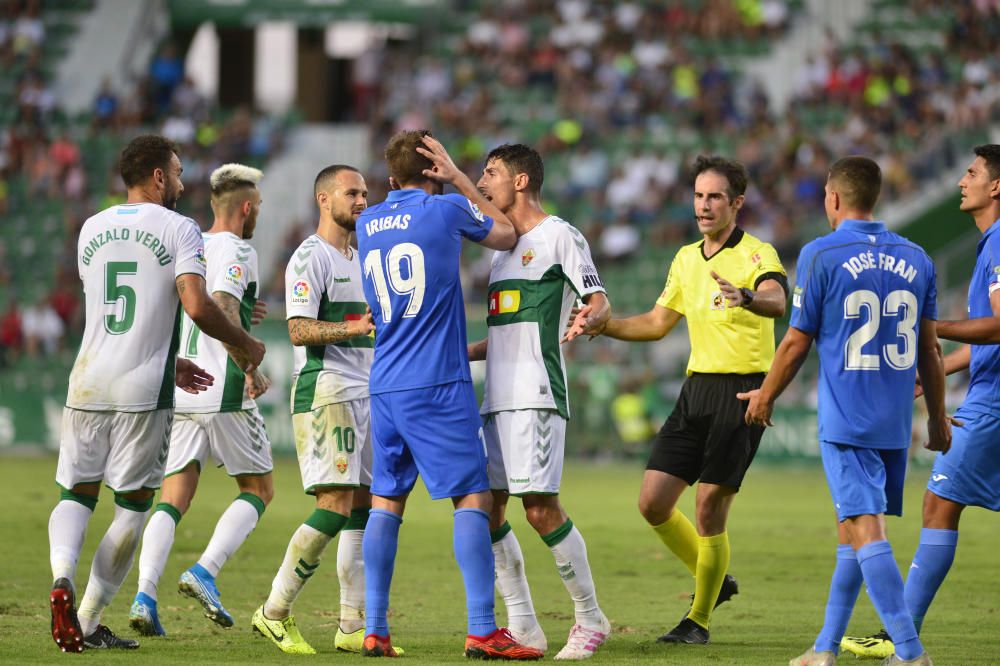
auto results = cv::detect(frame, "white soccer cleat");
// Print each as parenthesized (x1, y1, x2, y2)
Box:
(789, 647, 836, 666)
(510, 623, 548, 652)
(553, 613, 610, 660)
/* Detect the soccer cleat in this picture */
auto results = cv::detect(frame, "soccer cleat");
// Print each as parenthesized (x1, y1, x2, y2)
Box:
(129, 592, 166, 636)
(881, 653, 932, 665)
(688, 573, 740, 609)
(656, 617, 709, 645)
(790, 647, 836, 666)
(50, 577, 83, 653)
(841, 629, 895, 659)
(178, 564, 234, 628)
(361, 633, 400, 657)
(510, 624, 548, 652)
(464, 627, 545, 660)
(251, 606, 316, 655)
(339, 627, 406, 655)
(83, 624, 140, 649)
(554, 613, 610, 660)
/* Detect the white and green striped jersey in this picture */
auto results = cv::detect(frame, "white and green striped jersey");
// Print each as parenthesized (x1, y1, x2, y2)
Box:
(175, 232, 258, 414)
(480, 216, 605, 419)
(285, 234, 372, 414)
(67, 202, 206, 412)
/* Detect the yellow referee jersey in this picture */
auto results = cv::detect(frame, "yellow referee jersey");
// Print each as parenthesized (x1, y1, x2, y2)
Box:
(656, 227, 786, 375)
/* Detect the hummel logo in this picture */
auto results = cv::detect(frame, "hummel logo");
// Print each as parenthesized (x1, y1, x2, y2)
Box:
(931, 473, 948, 482)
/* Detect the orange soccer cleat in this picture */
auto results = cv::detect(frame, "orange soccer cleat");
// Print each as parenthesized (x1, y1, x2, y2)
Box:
(361, 633, 401, 657)
(465, 627, 545, 660)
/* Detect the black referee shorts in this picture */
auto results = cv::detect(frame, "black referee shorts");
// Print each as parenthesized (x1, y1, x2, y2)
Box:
(646, 372, 766, 490)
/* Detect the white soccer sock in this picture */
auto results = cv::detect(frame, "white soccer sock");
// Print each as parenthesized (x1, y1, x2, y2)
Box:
(337, 528, 365, 633)
(263, 524, 332, 620)
(49, 499, 94, 587)
(549, 525, 604, 628)
(493, 530, 540, 635)
(137, 509, 178, 601)
(198, 497, 261, 577)
(77, 503, 148, 635)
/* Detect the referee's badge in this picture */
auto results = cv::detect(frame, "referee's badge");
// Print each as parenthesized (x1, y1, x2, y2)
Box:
(711, 292, 726, 310)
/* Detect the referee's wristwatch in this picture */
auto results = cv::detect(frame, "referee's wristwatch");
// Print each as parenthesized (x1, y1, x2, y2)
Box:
(738, 287, 755, 308)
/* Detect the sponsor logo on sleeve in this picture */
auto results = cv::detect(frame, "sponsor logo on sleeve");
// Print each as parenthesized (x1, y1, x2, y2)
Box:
(291, 279, 310, 304)
(225, 263, 244, 284)
(793, 285, 802, 308)
(582, 273, 604, 289)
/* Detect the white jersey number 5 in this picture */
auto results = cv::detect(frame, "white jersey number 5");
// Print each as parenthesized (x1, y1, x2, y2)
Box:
(363, 243, 426, 322)
(843, 289, 917, 371)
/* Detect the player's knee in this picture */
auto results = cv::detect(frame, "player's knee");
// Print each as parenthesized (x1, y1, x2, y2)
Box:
(637, 493, 668, 525)
(523, 502, 562, 533)
(238, 475, 274, 506)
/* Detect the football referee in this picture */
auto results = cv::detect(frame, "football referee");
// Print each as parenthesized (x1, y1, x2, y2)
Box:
(594, 156, 787, 645)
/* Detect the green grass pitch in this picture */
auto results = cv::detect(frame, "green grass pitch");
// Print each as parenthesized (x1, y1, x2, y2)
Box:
(1, 456, 997, 664)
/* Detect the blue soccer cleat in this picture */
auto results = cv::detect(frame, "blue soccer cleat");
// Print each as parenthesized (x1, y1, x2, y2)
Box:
(129, 592, 166, 636)
(178, 563, 234, 628)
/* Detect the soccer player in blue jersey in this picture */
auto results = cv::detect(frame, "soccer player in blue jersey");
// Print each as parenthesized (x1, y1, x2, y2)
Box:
(354, 130, 543, 660)
(739, 156, 951, 666)
(842, 145, 1000, 659)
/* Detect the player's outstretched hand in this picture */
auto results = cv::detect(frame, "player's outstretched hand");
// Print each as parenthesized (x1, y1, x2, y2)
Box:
(245, 368, 271, 399)
(925, 415, 957, 453)
(736, 388, 774, 427)
(711, 270, 742, 307)
(416, 135, 463, 185)
(251, 299, 268, 326)
(176, 357, 214, 394)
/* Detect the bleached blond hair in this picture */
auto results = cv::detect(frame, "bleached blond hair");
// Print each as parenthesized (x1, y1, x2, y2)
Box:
(210, 163, 262, 212)
(210, 163, 263, 193)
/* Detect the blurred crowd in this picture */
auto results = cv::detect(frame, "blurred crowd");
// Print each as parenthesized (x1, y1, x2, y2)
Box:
(0, 0, 284, 366)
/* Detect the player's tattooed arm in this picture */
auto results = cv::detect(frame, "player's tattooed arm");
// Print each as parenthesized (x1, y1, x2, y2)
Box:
(288, 309, 374, 346)
(211, 291, 272, 396)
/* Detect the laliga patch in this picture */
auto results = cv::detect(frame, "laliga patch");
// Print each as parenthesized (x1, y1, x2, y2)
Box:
(225, 263, 244, 285)
(195, 246, 207, 266)
(291, 279, 310, 304)
(793, 285, 803, 308)
(467, 198, 485, 224)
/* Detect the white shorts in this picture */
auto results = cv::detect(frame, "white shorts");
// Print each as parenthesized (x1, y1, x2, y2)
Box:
(484, 409, 566, 495)
(166, 408, 273, 478)
(56, 408, 173, 493)
(292, 398, 372, 494)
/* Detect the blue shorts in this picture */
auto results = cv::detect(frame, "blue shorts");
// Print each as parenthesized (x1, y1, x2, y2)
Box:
(927, 407, 1000, 511)
(820, 441, 907, 521)
(369, 381, 489, 500)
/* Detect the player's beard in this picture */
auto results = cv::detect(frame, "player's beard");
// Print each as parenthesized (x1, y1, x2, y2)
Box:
(334, 213, 357, 231)
(162, 184, 180, 211)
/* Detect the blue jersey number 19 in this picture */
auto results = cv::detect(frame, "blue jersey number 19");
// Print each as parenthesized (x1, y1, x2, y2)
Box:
(843, 289, 917, 371)
(363, 243, 426, 322)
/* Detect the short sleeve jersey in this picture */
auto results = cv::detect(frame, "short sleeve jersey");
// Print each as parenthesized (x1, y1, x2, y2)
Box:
(67, 202, 206, 412)
(175, 232, 258, 414)
(356, 189, 493, 394)
(962, 218, 1000, 418)
(286, 234, 372, 413)
(656, 227, 786, 375)
(790, 219, 937, 449)
(480, 216, 605, 419)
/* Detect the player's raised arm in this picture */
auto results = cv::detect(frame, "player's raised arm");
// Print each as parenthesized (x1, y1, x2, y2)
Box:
(416, 134, 516, 250)
(177, 273, 265, 371)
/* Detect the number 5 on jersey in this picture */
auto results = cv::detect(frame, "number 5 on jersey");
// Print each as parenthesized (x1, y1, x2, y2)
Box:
(105, 261, 137, 334)
(364, 243, 426, 322)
